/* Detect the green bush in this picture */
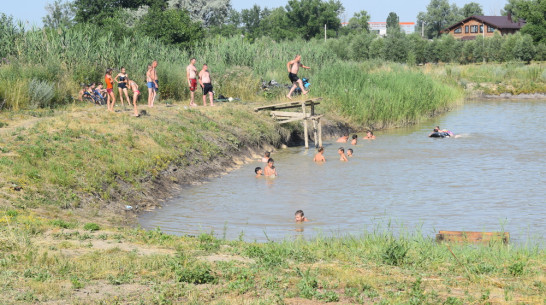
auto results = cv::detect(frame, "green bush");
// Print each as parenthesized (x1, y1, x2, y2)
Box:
(28, 79, 55, 109)
(51, 219, 76, 229)
(508, 261, 525, 276)
(176, 262, 217, 284)
(382, 239, 409, 266)
(83, 223, 100, 231)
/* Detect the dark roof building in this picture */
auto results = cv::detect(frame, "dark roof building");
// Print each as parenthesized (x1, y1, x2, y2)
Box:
(442, 14, 525, 40)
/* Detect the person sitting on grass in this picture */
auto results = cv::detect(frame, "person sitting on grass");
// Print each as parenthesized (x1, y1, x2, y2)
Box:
(338, 147, 348, 162)
(255, 167, 263, 178)
(313, 146, 325, 163)
(295, 210, 308, 222)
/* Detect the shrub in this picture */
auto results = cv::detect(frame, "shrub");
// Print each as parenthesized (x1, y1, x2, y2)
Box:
(176, 262, 217, 284)
(382, 239, 408, 266)
(6, 209, 18, 217)
(83, 223, 100, 231)
(51, 219, 76, 229)
(28, 79, 55, 109)
(508, 261, 525, 276)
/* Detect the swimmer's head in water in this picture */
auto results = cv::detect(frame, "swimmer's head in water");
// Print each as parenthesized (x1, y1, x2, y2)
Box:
(347, 148, 353, 155)
(318, 147, 324, 153)
(433, 128, 439, 132)
(367, 131, 374, 135)
(267, 158, 274, 166)
(338, 147, 345, 153)
(255, 167, 262, 174)
(295, 210, 305, 222)
(264, 151, 270, 158)
(352, 134, 358, 139)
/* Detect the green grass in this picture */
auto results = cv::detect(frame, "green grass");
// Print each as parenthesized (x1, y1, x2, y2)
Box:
(0, 209, 544, 304)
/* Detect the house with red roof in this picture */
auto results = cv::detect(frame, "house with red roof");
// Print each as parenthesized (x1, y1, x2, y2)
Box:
(442, 14, 525, 40)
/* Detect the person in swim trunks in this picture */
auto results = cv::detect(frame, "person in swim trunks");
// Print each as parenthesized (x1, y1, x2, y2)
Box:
(146, 65, 155, 107)
(104, 68, 116, 112)
(286, 54, 310, 99)
(198, 63, 214, 106)
(128, 79, 140, 117)
(115, 67, 130, 109)
(187, 58, 198, 107)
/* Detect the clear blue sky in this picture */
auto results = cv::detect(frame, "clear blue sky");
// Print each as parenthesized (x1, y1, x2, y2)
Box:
(2, 0, 508, 27)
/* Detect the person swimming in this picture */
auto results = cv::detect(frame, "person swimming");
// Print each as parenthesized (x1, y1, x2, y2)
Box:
(347, 148, 353, 157)
(351, 134, 358, 145)
(295, 210, 308, 222)
(336, 134, 349, 143)
(364, 131, 375, 139)
(338, 147, 348, 162)
(264, 158, 278, 177)
(261, 151, 271, 163)
(313, 146, 326, 162)
(255, 167, 263, 177)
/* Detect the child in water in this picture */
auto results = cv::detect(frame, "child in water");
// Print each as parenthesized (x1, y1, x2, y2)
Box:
(295, 210, 308, 222)
(264, 158, 278, 177)
(255, 167, 263, 177)
(338, 147, 348, 162)
(313, 146, 325, 162)
(351, 134, 358, 145)
(347, 148, 353, 157)
(364, 131, 375, 139)
(261, 151, 271, 163)
(336, 134, 349, 143)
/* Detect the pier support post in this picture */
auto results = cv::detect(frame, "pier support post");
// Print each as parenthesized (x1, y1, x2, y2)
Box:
(318, 118, 323, 147)
(312, 119, 318, 148)
(301, 102, 309, 149)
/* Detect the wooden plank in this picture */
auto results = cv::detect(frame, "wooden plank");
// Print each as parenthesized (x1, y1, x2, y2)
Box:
(276, 117, 308, 124)
(254, 98, 322, 112)
(436, 231, 510, 244)
(270, 111, 306, 118)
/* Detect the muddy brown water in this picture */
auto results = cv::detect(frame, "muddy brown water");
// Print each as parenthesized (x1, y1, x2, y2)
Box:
(140, 99, 546, 242)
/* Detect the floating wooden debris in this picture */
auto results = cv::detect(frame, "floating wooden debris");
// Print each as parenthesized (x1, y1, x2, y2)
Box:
(255, 98, 323, 149)
(436, 231, 510, 244)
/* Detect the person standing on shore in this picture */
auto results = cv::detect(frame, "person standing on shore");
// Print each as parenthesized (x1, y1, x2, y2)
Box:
(128, 79, 140, 117)
(198, 63, 214, 107)
(151, 60, 159, 105)
(146, 65, 154, 107)
(104, 68, 116, 112)
(186, 58, 198, 107)
(286, 55, 310, 99)
(115, 67, 130, 109)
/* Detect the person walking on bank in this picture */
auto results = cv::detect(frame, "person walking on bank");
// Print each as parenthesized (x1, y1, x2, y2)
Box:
(286, 54, 310, 99)
(198, 63, 214, 107)
(186, 58, 198, 107)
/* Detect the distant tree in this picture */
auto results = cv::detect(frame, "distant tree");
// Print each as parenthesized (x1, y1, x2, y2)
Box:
(461, 40, 475, 63)
(515, 0, 546, 43)
(168, 0, 231, 27)
(386, 12, 400, 35)
(500, 33, 518, 61)
(136, 7, 203, 48)
(486, 32, 504, 62)
(241, 5, 263, 40)
(285, 0, 344, 40)
(369, 37, 385, 59)
(43, 0, 76, 28)
(387, 12, 400, 35)
(0, 13, 21, 58)
(514, 33, 536, 63)
(74, 0, 157, 25)
(417, 0, 463, 38)
(407, 33, 428, 64)
(261, 7, 296, 41)
(501, 0, 521, 20)
(347, 10, 370, 33)
(384, 32, 407, 62)
(349, 32, 374, 60)
(461, 2, 483, 17)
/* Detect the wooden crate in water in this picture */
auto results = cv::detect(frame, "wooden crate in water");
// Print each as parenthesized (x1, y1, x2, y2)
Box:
(436, 231, 510, 244)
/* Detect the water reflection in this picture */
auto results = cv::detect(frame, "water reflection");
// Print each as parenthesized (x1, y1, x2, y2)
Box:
(140, 100, 546, 243)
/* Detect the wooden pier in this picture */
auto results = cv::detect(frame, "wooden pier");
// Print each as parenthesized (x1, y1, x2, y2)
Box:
(436, 231, 510, 244)
(254, 98, 323, 149)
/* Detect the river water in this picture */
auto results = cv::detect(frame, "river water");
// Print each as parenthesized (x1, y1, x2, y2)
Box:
(139, 99, 546, 243)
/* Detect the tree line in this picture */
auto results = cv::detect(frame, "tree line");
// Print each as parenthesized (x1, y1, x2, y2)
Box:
(2, 0, 544, 64)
